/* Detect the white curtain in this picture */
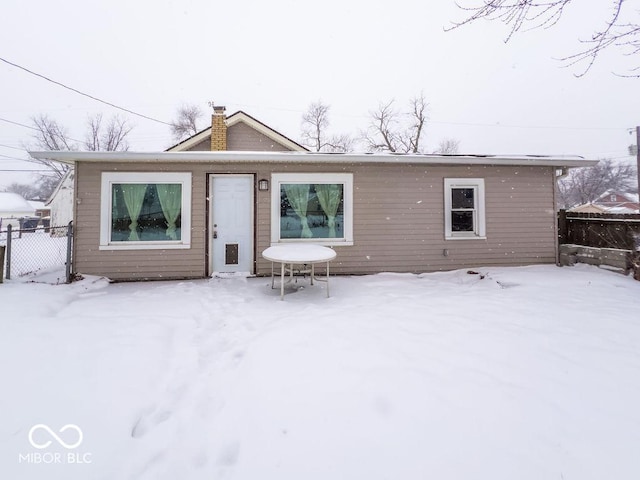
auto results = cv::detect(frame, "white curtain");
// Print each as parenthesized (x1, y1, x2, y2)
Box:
(315, 184, 342, 238)
(156, 184, 182, 240)
(120, 184, 147, 241)
(283, 184, 313, 238)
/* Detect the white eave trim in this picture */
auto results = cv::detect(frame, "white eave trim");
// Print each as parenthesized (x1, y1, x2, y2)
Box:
(27, 150, 598, 168)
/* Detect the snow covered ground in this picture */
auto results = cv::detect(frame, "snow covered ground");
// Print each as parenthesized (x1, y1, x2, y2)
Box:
(1, 264, 639, 480)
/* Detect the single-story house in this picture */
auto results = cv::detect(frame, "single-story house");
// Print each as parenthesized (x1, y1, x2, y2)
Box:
(29, 145, 597, 281)
(0, 192, 36, 230)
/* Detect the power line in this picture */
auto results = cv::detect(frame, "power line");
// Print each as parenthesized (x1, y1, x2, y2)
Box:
(0, 117, 40, 131)
(0, 116, 84, 143)
(0, 153, 30, 161)
(0, 169, 52, 172)
(0, 143, 26, 151)
(0, 56, 173, 126)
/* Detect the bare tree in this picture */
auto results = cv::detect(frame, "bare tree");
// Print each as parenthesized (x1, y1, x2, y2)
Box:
(85, 114, 131, 152)
(5, 176, 58, 201)
(171, 104, 204, 141)
(28, 113, 133, 187)
(28, 115, 75, 180)
(364, 94, 428, 153)
(435, 138, 461, 154)
(557, 158, 637, 208)
(5, 182, 40, 200)
(448, 0, 640, 76)
(300, 101, 353, 152)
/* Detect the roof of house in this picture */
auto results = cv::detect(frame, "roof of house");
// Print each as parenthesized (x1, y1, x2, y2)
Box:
(28, 200, 48, 211)
(166, 110, 308, 152)
(594, 190, 639, 203)
(28, 150, 598, 168)
(0, 192, 35, 214)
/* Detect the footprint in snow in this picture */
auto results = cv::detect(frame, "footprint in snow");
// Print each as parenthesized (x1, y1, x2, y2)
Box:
(131, 409, 172, 438)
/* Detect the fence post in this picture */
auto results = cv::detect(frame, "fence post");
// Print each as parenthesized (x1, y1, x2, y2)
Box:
(5, 224, 11, 280)
(558, 209, 568, 245)
(0, 244, 4, 283)
(65, 221, 73, 284)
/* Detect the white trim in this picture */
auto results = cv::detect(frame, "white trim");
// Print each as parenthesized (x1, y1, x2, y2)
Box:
(28, 151, 596, 168)
(208, 174, 255, 274)
(444, 178, 486, 240)
(99, 172, 192, 250)
(271, 173, 354, 246)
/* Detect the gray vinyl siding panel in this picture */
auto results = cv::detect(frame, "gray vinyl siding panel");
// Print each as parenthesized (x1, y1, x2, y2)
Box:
(73, 161, 557, 281)
(184, 124, 296, 152)
(227, 123, 294, 151)
(185, 138, 210, 151)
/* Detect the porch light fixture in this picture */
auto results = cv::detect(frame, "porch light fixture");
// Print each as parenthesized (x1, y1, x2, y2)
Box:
(258, 179, 269, 191)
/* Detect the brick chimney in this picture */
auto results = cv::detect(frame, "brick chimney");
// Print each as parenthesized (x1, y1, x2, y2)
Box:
(210, 105, 227, 151)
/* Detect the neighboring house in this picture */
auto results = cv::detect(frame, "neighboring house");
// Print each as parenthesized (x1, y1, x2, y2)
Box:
(27, 200, 51, 220)
(46, 170, 75, 228)
(30, 141, 597, 281)
(0, 192, 36, 230)
(570, 191, 640, 214)
(568, 203, 606, 214)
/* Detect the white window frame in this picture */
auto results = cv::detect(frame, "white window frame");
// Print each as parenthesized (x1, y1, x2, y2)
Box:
(271, 173, 354, 246)
(444, 178, 486, 240)
(99, 172, 192, 250)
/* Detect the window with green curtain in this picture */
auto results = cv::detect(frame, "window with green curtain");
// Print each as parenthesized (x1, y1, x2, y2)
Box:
(111, 183, 182, 242)
(280, 183, 344, 239)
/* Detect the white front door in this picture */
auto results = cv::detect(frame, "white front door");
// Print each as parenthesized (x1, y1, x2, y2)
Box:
(209, 175, 254, 274)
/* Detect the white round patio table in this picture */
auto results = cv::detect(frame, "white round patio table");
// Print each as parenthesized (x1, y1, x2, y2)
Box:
(262, 244, 337, 300)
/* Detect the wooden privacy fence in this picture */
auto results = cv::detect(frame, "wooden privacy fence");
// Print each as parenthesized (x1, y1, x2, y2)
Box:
(558, 210, 640, 279)
(558, 210, 640, 250)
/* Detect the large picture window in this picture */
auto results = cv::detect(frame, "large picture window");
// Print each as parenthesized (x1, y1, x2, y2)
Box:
(271, 173, 353, 245)
(444, 178, 486, 239)
(100, 172, 191, 250)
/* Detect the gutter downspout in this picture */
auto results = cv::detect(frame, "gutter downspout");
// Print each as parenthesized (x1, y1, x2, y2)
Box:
(554, 167, 569, 265)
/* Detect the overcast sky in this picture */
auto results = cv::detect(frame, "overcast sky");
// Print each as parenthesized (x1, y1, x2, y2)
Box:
(1, 0, 639, 188)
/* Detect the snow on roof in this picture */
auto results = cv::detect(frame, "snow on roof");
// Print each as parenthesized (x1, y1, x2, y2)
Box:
(607, 206, 640, 214)
(28, 200, 48, 211)
(28, 150, 597, 168)
(626, 192, 639, 202)
(595, 190, 640, 203)
(0, 192, 35, 214)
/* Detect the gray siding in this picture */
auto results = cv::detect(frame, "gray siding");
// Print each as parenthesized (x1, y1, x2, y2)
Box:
(185, 123, 296, 152)
(185, 138, 210, 151)
(227, 123, 294, 151)
(73, 161, 557, 281)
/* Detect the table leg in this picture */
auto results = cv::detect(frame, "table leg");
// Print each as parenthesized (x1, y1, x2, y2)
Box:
(271, 261, 275, 289)
(311, 264, 315, 285)
(326, 261, 330, 298)
(280, 262, 285, 300)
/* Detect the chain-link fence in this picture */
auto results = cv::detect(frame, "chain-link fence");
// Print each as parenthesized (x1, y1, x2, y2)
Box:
(0, 222, 73, 283)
